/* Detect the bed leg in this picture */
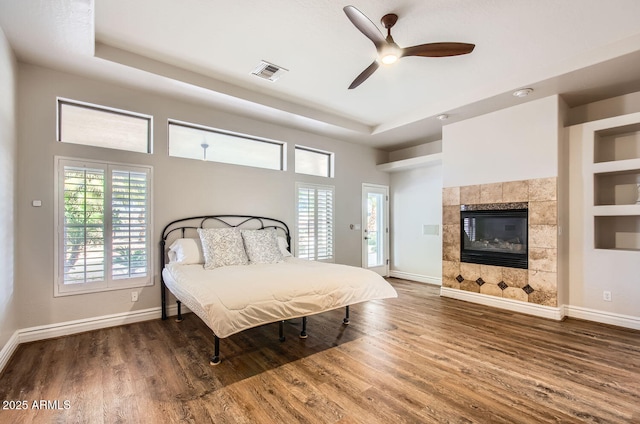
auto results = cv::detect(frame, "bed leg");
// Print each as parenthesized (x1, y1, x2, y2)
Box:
(343, 305, 350, 325)
(210, 335, 221, 366)
(175, 300, 183, 323)
(161, 281, 167, 320)
(279, 320, 286, 342)
(300, 317, 308, 339)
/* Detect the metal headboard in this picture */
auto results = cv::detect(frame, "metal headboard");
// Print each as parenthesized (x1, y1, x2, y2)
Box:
(159, 215, 291, 320)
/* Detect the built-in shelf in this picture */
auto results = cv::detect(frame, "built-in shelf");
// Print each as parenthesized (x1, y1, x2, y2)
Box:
(588, 116, 640, 251)
(594, 169, 640, 206)
(592, 205, 640, 216)
(594, 123, 640, 163)
(594, 215, 640, 250)
(376, 153, 442, 173)
(591, 157, 640, 174)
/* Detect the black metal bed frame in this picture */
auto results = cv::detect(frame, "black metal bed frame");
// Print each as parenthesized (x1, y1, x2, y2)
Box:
(160, 214, 350, 365)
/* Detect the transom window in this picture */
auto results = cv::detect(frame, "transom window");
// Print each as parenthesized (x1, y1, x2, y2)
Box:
(168, 120, 286, 170)
(57, 98, 152, 153)
(55, 157, 153, 296)
(295, 146, 334, 178)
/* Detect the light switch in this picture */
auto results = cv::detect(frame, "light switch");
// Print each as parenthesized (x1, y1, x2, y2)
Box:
(32, 200, 42, 207)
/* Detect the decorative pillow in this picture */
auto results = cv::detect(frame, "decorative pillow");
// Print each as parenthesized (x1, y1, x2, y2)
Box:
(277, 236, 293, 257)
(168, 238, 205, 264)
(241, 228, 284, 264)
(197, 228, 249, 269)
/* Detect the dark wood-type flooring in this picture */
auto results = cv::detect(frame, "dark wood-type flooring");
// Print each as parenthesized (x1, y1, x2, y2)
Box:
(1, 278, 639, 423)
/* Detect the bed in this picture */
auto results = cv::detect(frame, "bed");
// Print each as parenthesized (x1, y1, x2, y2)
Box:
(160, 215, 398, 365)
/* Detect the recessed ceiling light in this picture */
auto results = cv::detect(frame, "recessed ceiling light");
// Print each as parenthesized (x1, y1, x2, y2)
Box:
(513, 88, 533, 98)
(437, 114, 449, 121)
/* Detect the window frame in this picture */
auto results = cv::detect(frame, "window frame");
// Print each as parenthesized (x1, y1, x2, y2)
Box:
(295, 145, 334, 178)
(168, 119, 287, 171)
(54, 156, 154, 296)
(295, 182, 335, 262)
(57, 97, 153, 154)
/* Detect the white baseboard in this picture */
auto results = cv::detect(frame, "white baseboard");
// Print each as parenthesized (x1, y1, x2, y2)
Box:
(389, 270, 442, 285)
(0, 331, 19, 375)
(440, 288, 640, 330)
(565, 305, 640, 330)
(440, 287, 565, 321)
(18, 306, 164, 344)
(0, 303, 185, 374)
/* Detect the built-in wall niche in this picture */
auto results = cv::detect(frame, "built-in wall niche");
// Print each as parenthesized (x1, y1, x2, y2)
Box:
(594, 123, 640, 163)
(594, 216, 640, 251)
(594, 169, 640, 205)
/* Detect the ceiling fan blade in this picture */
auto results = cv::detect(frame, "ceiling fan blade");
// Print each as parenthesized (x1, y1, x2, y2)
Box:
(402, 42, 475, 58)
(343, 5, 386, 50)
(348, 61, 380, 89)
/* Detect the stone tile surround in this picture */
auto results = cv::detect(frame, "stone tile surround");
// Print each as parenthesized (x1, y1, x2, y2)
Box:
(442, 177, 558, 307)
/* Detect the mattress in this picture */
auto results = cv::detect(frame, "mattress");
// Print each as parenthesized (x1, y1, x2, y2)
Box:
(162, 257, 398, 338)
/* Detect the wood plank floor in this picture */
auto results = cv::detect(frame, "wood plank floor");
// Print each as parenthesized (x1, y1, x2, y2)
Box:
(1, 278, 639, 423)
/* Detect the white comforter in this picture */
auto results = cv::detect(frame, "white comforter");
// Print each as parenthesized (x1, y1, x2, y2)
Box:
(162, 257, 398, 338)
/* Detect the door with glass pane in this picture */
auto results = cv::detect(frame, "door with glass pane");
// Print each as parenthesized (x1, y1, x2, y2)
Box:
(362, 184, 389, 276)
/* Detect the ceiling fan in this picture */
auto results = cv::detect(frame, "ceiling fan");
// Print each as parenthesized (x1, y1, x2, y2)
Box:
(343, 5, 475, 89)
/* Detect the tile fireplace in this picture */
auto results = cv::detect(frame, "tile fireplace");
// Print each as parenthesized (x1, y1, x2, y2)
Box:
(442, 177, 558, 307)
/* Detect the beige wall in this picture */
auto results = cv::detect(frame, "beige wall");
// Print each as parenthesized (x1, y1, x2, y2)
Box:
(15, 63, 388, 329)
(0, 27, 17, 349)
(557, 98, 570, 307)
(443, 96, 561, 187)
(390, 163, 443, 283)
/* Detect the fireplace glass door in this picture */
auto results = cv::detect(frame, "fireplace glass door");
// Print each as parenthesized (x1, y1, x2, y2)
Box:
(460, 208, 528, 269)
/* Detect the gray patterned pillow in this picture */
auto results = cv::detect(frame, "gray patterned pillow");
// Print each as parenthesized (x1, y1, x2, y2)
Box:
(241, 228, 284, 264)
(197, 228, 249, 269)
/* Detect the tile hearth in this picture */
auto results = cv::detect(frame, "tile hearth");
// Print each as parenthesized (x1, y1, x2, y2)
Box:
(442, 177, 558, 307)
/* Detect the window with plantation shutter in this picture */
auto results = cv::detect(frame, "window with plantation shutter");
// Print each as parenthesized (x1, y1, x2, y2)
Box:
(295, 183, 334, 262)
(55, 157, 153, 296)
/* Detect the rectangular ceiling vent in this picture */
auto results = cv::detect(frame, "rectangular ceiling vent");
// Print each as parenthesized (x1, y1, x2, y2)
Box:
(251, 60, 288, 82)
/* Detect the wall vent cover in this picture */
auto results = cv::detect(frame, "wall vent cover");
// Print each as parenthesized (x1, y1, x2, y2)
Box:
(251, 60, 288, 82)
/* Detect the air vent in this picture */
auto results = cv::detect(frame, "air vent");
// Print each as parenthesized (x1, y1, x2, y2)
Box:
(251, 60, 288, 82)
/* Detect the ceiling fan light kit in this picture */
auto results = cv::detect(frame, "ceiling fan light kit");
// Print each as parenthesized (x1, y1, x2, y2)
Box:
(343, 5, 475, 89)
(380, 48, 400, 65)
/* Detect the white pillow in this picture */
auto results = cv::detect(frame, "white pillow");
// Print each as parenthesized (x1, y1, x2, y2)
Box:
(241, 228, 284, 264)
(168, 238, 204, 264)
(278, 236, 292, 257)
(198, 228, 249, 269)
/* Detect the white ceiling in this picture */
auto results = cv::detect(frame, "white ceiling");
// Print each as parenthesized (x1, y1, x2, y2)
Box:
(2, 0, 640, 150)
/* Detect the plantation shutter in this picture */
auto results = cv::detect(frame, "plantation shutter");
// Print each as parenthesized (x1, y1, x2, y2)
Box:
(62, 166, 106, 284)
(111, 169, 149, 280)
(57, 158, 152, 294)
(296, 183, 334, 262)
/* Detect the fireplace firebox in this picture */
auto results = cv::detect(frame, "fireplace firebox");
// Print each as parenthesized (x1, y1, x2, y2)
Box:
(460, 205, 528, 269)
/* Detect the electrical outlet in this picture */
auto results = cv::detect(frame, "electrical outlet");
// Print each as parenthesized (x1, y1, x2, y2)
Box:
(131, 291, 139, 302)
(603, 291, 612, 302)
